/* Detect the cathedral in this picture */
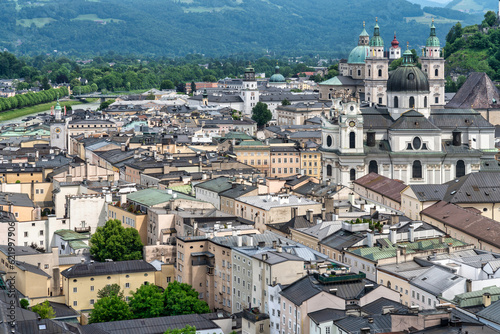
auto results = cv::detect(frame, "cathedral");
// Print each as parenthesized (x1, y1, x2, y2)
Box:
(320, 21, 497, 186)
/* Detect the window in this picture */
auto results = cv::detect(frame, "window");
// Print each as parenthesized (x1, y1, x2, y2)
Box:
(91, 286, 94, 291)
(349, 132, 355, 148)
(326, 165, 332, 176)
(368, 160, 378, 174)
(73, 301, 77, 306)
(350, 169, 356, 181)
(412, 137, 421, 150)
(435, 68, 438, 77)
(456, 160, 465, 178)
(90, 299, 95, 305)
(73, 287, 77, 293)
(409, 96, 415, 108)
(378, 69, 382, 77)
(326, 327, 331, 334)
(424, 96, 427, 108)
(435, 96, 439, 104)
(125, 283, 130, 288)
(394, 96, 398, 108)
(412, 160, 422, 179)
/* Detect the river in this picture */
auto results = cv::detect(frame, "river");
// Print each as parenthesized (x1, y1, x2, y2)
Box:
(0, 101, 101, 126)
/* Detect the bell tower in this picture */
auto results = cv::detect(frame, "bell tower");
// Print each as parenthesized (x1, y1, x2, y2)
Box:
(240, 64, 259, 116)
(420, 19, 445, 107)
(364, 18, 389, 106)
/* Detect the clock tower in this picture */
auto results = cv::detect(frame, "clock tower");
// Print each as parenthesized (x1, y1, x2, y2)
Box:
(50, 100, 67, 151)
(339, 101, 364, 154)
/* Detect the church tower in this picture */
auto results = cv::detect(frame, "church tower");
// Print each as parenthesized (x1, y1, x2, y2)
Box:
(420, 19, 445, 107)
(389, 33, 401, 60)
(50, 99, 67, 151)
(364, 18, 389, 105)
(240, 64, 259, 116)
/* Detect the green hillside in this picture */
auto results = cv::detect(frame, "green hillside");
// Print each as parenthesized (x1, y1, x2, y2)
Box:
(0, 0, 488, 57)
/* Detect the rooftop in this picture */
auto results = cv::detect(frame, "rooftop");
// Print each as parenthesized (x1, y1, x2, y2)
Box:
(61, 260, 156, 278)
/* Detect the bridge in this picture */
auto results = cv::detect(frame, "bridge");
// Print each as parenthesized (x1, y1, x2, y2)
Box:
(74, 94, 121, 103)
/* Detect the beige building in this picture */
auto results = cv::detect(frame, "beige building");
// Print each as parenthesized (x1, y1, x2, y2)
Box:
(276, 102, 329, 126)
(234, 194, 322, 232)
(61, 260, 156, 312)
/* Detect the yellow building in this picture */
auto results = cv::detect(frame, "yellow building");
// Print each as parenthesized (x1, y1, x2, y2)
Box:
(107, 204, 148, 245)
(299, 148, 321, 177)
(61, 260, 156, 312)
(233, 140, 271, 175)
(0, 192, 36, 222)
(0, 165, 45, 184)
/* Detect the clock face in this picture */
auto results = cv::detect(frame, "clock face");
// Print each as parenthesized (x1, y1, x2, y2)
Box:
(349, 121, 356, 128)
(55, 127, 61, 134)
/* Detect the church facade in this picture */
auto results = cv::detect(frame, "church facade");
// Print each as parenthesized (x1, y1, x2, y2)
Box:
(320, 47, 497, 186)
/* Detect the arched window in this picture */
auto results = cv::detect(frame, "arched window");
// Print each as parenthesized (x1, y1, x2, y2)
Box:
(350, 168, 356, 181)
(326, 135, 333, 147)
(378, 69, 382, 77)
(456, 160, 465, 178)
(394, 96, 399, 108)
(412, 160, 422, 179)
(369, 160, 378, 174)
(409, 96, 415, 109)
(327, 165, 333, 176)
(435, 68, 438, 77)
(424, 96, 427, 108)
(349, 132, 356, 149)
(357, 69, 361, 76)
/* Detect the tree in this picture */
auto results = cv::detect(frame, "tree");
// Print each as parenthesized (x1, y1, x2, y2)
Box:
(190, 81, 196, 94)
(90, 219, 143, 262)
(32, 301, 55, 319)
(20, 299, 29, 309)
(97, 284, 124, 300)
(163, 281, 210, 316)
(281, 98, 291, 106)
(251, 102, 272, 127)
(176, 82, 186, 93)
(98, 99, 115, 111)
(160, 80, 174, 90)
(88, 295, 132, 324)
(483, 11, 497, 27)
(41, 77, 51, 90)
(164, 325, 196, 334)
(129, 284, 164, 319)
(145, 92, 156, 100)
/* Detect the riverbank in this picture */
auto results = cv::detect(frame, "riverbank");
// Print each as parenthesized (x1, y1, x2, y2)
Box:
(0, 99, 98, 122)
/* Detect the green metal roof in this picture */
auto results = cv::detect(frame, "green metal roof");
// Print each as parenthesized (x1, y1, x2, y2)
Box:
(54, 229, 90, 241)
(224, 132, 253, 140)
(170, 184, 192, 195)
(369, 22, 384, 47)
(359, 27, 369, 37)
(194, 177, 232, 193)
(68, 240, 90, 250)
(238, 140, 265, 146)
(127, 188, 197, 207)
(349, 237, 468, 262)
(453, 286, 500, 308)
(319, 76, 344, 86)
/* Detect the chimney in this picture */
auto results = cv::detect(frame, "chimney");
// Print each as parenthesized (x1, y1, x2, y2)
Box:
(483, 293, 492, 307)
(321, 208, 326, 221)
(324, 197, 334, 213)
(370, 207, 376, 216)
(237, 235, 242, 247)
(408, 224, 415, 243)
(390, 215, 400, 225)
(466, 279, 472, 292)
(291, 206, 298, 219)
(272, 240, 277, 249)
(360, 328, 371, 334)
(439, 235, 445, 244)
(306, 209, 314, 223)
(366, 230, 374, 247)
(258, 241, 265, 248)
(360, 202, 365, 211)
(389, 227, 397, 244)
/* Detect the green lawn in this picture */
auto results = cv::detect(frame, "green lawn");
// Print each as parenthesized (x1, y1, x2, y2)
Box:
(16, 18, 56, 28)
(405, 13, 462, 24)
(182, 6, 243, 13)
(0, 99, 97, 122)
(71, 14, 124, 23)
(449, 0, 483, 12)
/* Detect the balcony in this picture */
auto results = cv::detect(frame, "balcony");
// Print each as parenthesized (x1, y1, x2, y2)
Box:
(74, 226, 91, 233)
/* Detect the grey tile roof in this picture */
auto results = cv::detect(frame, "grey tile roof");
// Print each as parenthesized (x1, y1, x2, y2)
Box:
(80, 313, 221, 334)
(446, 72, 500, 110)
(280, 276, 323, 306)
(477, 299, 500, 325)
(410, 266, 465, 296)
(320, 229, 365, 251)
(442, 172, 500, 203)
(360, 297, 408, 315)
(389, 110, 440, 131)
(16, 261, 51, 278)
(429, 109, 494, 130)
(335, 314, 392, 334)
(409, 184, 448, 201)
(219, 184, 257, 199)
(308, 308, 346, 324)
(0, 192, 34, 207)
(61, 260, 156, 279)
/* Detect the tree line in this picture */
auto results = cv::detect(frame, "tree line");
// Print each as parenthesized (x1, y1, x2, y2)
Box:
(0, 87, 69, 112)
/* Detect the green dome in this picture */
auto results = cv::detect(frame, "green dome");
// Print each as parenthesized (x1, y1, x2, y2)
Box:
(269, 73, 286, 83)
(426, 22, 440, 47)
(369, 22, 384, 47)
(269, 65, 286, 83)
(55, 100, 62, 111)
(359, 27, 369, 37)
(347, 45, 370, 64)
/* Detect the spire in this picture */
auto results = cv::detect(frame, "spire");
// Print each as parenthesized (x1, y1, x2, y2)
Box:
(426, 18, 440, 47)
(391, 31, 399, 48)
(402, 42, 414, 65)
(369, 18, 384, 47)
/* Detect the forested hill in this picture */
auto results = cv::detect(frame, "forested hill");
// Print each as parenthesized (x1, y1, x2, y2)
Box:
(0, 0, 486, 57)
(443, 12, 500, 83)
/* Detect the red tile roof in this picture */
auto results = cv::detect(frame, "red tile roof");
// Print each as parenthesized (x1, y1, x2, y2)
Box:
(353, 173, 406, 203)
